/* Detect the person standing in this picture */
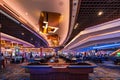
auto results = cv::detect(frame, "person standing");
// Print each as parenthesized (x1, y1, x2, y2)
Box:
(1, 53, 5, 68)
(0, 53, 2, 69)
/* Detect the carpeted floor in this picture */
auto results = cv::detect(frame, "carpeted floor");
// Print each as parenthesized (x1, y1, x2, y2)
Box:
(0, 62, 30, 80)
(89, 62, 120, 80)
(0, 61, 120, 80)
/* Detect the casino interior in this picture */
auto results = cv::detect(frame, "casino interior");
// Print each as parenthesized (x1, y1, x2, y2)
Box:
(0, 0, 120, 80)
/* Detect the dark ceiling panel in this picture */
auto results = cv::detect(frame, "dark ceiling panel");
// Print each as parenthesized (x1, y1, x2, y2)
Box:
(66, 0, 120, 45)
(0, 12, 48, 48)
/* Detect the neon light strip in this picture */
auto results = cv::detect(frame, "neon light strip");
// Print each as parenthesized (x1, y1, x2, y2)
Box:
(0, 10, 20, 24)
(93, 43, 120, 49)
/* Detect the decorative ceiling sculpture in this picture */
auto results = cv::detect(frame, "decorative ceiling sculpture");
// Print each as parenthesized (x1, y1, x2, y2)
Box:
(39, 11, 61, 47)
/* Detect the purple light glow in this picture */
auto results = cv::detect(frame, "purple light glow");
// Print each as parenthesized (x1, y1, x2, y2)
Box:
(1, 32, 34, 47)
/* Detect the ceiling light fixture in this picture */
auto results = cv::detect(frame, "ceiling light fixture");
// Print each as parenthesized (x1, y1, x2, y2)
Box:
(21, 32, 24, 35)
(98, 11, 103, 16)
(31, 38, 33, 40)
(74, 23, 79, 29)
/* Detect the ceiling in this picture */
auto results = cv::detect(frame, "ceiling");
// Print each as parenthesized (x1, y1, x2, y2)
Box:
(1, 0, 120, 50)
(0, 12, 48, 47)
(64, 18, 120, 51)
(0, 0, 70, 46)
(66, 0, 120, 44)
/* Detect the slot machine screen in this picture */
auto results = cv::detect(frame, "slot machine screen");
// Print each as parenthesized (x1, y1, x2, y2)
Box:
(117, 52, 120, 57)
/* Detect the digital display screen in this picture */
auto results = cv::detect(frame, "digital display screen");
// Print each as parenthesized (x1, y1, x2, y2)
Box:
(16, 49, 19, 52)
(117, 52, 120, 57)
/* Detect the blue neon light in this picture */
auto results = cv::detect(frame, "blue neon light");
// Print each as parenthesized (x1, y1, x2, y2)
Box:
(76, 43, 120, 52)
(93, 43, 120, 49)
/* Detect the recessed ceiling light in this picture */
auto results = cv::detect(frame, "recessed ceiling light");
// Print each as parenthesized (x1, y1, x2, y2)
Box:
(31, 38, 33, 40)
(21, 32, 24, 35)
(74, 23, 79, 29)
(98, 11, 103, 16)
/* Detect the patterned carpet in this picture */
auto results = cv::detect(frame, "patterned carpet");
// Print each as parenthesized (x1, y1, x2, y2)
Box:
(0, 61, 120, 80)
(89, 62, 120, 80)
(0, 62, 30, 80)
(90, 66, 120, 80)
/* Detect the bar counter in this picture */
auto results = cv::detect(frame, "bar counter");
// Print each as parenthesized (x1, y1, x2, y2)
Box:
(22, 62, 97, 80)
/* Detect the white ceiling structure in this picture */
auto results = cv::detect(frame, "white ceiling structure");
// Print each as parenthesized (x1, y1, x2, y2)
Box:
(0, 0, 71, 46)
(64, 18, 120, 50)
(3, 0, 119, 51)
